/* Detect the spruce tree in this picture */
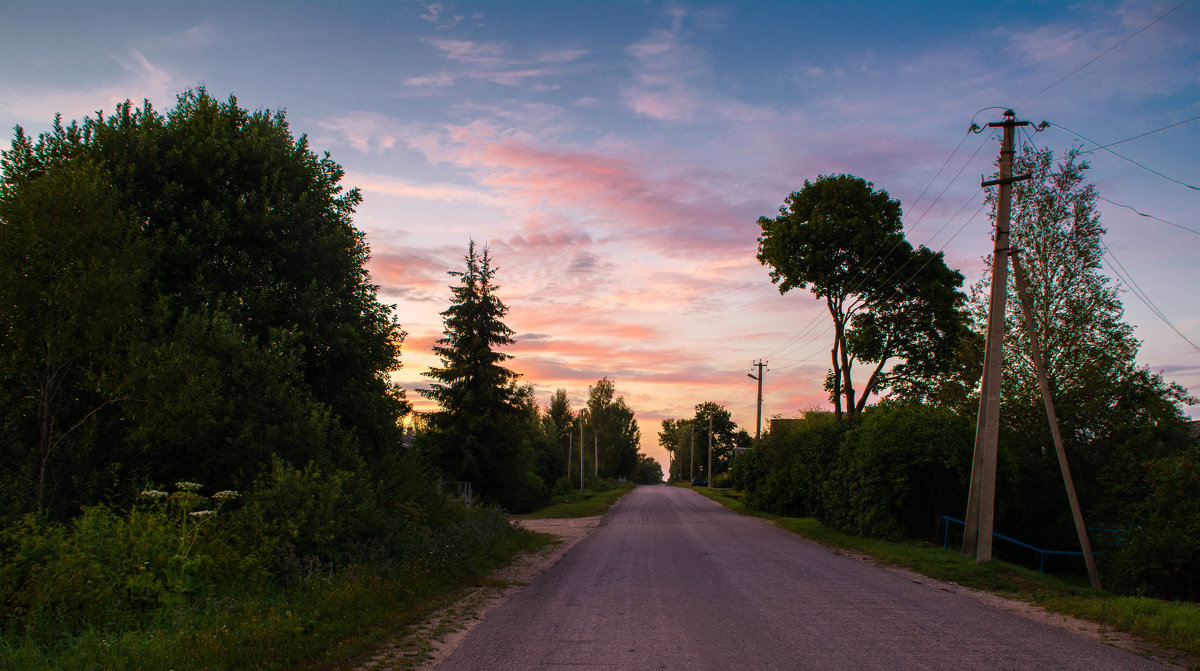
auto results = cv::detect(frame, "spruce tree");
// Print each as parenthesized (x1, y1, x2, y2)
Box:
(421, 241, 537, 509)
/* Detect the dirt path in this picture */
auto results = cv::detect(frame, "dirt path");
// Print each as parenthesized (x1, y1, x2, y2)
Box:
(354, 516, 602, 671)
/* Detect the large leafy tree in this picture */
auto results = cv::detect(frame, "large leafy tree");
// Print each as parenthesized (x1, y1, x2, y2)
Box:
(757, 174, 971, 420)
(983, 146, 1136, 401)
(0, 160, 142, 513)
(584, 378, 641, 480)
(973, 145, 1196, 546)
(538, 388, 575, 487)
(689, 402, 749, 476)
(0, 90, 409, 516)
(421, 242, 539, 509)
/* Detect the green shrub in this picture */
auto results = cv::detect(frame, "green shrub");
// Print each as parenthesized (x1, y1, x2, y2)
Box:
(827, 403, 972, 541)
(1107, 447, 1200, 600)
(0, 482, 245, 640)
(737, 412, 844, 519)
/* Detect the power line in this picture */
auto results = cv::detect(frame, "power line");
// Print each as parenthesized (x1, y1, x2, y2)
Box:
(1017, 0, 1193, 108)
(760, 126, 988, 363)
(1098, 195, 1200, 236)
(1093, 114, 1200, 150)
(1100, 240, 1200, 352)
(1047, 121, 1200, 190)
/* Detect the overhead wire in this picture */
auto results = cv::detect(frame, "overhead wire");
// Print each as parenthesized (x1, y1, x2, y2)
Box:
(1046, 121, 1200, 190)
(1016, 0, 1193, 108)
(1100, 240, 1200, 353)
(767, 133, 995, 368)
(758, 127, 985, 363)
(1092, 114, 1200, 150)
(1097, 196, 1200, 236)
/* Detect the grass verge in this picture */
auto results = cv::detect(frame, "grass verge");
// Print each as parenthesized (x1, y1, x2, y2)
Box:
(0, 527, 553, 671)
(513, 483, 635, 519)
(691, 486, 1200, 662)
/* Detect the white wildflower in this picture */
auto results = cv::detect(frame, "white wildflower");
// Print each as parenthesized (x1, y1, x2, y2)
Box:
(188, 509, 215, 518)
(212, 490, 240, 501)
(139, 489, 168, 499)
(175, 481, 203, 492)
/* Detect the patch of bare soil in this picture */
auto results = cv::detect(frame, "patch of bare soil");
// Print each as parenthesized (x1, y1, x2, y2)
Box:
(354, 516, 602, 671)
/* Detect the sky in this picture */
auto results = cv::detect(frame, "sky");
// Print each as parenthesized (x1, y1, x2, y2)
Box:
(2, 0, 1198, 472)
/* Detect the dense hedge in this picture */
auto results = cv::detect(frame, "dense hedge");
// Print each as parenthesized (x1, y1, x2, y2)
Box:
(732, 401, 1200, 600)
(732, 404, 969, 542)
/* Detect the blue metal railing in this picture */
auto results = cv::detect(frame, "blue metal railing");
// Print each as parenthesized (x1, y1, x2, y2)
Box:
(939, 515, 1120, 573)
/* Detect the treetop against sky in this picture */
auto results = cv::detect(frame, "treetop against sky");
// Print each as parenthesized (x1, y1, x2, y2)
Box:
(2, 1, 1196, 469)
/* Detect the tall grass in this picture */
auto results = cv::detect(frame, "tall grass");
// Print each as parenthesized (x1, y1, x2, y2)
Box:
(0, 507, 548, 670)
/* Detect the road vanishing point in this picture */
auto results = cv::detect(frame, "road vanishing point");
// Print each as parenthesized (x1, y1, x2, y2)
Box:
(435, 486, 1172, 671)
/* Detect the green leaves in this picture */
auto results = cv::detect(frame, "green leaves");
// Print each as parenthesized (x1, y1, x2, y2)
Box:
(757, 174, 970, 418)
(0, 88, 408, 518)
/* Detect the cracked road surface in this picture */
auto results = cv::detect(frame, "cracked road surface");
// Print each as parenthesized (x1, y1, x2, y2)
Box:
(435, 485, 1173, 671)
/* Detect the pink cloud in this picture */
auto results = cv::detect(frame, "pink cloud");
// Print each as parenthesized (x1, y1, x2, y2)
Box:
(422, 122, 753, 258)
(368, 245, 458, 295)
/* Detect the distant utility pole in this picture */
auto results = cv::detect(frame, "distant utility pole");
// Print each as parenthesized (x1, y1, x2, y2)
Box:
(707, 413, 713, 488)
(567, 432, 572, 478)
(747, 361, 767, 440)
(689, 425, 695, 481)
(580, 420, 585, 494)
(594, 433, 598, 478)
(963, 109, 1029, 562)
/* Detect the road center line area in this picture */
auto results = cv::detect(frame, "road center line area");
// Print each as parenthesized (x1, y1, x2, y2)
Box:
(434, 486, 1173, 671)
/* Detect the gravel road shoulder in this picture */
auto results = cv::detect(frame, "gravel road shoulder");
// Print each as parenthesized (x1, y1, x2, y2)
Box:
(354, 516, 602, 671)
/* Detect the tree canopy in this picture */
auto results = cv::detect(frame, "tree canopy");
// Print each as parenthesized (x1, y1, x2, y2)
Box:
(0, 89, 408, 517)
(971, 145, 1198, 552)
(584, 377, 641, 481)
(757, 174, 972, 419)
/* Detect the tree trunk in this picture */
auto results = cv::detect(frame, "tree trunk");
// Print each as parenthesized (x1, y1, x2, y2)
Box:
(828, 298, 843, 422)
(840, 337, 856, 418)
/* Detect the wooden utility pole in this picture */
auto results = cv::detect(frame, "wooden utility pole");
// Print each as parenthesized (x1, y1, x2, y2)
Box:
(707, 413, 713, 487)
(748, 361, 766, 440)
(963, 109, 1029, 562)
(1011, 252, 1102, 589)
(689, 425, 695, 481)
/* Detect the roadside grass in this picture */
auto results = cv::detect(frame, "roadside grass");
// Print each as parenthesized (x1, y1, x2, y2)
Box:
(0, 528, 552, 671)
(514, 483, 635, 520)
(691, 486, 1200, 661)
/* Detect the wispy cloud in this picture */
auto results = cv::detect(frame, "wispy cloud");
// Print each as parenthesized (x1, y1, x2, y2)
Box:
(355, 172, 501, 204)
(0, 47, 183, 126)
(620, 7, 776, 123)
(414, 120, 754, 257)
(406, 38, 589, 90)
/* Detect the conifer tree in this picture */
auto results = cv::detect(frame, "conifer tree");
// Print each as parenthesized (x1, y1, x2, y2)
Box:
(421, 241, 538, 509)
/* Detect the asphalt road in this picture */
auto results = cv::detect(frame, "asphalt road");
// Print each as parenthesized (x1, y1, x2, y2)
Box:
(436, 486, 1170, 671)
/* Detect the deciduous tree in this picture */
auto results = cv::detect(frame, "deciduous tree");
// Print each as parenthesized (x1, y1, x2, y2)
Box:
(585, 378, 641, 480)
(757, 175, 970, 420)
(0, 90, 409, 516)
